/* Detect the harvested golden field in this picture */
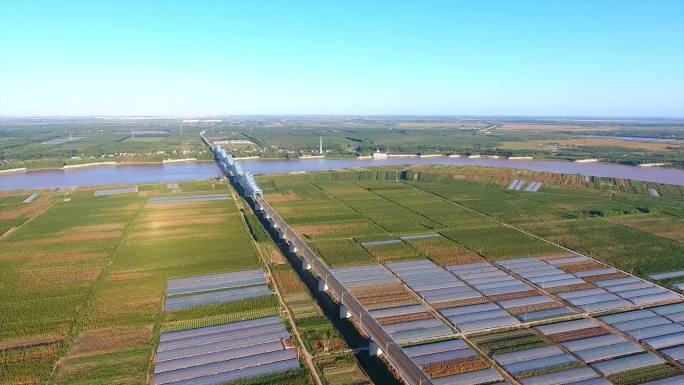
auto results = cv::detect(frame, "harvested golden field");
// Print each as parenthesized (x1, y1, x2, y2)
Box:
(500, 137, 679, 152)
(488, 290, 538, 302)
(364, 241, 422, 262)
(546, 326, 610, 343)
(397, 121, 486, 129)
(497, 123, 618, 132)
(0, 196, 52, 220)
(264, 192, 302, 202)
(18, 266, 102, 289)
(66, 325, 153, 357)
(546, 282, 596, 293)
(107, 269, 154, 281)
(0, 334, 62, 352)
(563, 262, 605, 272)
(423, 356, 489, 378)
(272, 269, 308, 295)
(350, 282, 419, 309)
(126, 227, 223, 241)
(432, 297, 489, 309)
(583, 272, 627, 282)
(554, 138, 678, 152)
(5, 228, 124, 247)
(0, 249, 107, 263)
(377, 311, 433, 325)
(294, 219, 383, 239)
(507, 302, 563, 315)
(133, 214, 224, 228)
(262, 244, 288, 264)
(69, 223, 126, 233)
(408, 236, 483, 266)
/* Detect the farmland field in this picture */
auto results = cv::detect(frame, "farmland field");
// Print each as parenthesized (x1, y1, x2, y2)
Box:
(0, 180, 316, 385)
(253, 164, 684, 383)
(258, 165, 684, 280)
(231, 192, 374, 385)
(3, 117, 684, 171)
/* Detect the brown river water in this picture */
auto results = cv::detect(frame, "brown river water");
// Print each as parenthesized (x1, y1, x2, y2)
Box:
(1, 157, 683, 191)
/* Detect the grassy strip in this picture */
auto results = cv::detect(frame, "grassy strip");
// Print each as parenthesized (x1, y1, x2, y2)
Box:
(244, 210, 271, 242)
(515, 361, 584, 378)
(208, 368, 311, 385)
(469, 329, 549, 356)
(607, 363, 682, 385)
(309, 239, 375, 267)
(161, 296, 279, 332)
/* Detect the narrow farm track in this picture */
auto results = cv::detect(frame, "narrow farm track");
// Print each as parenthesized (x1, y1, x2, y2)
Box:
(0, 193, 63, 241)
(48, 200, 146, 384)
(228, 187, 324, 385)
(364, 186, 447, 228)
(309, 182, 391, 234)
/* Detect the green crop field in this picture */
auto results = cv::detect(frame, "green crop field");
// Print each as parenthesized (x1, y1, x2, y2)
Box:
(2, 117, 683, 171)
(0, 192, 59, 236)
(363, 241, 423, 263)
(0, 179, 313, 385)
(258, 165, 684, 280)
(405, 165, 684, 275)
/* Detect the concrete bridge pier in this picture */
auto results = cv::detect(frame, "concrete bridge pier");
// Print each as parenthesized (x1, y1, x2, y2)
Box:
(339, 304, 351, 319)
(288, 243, 298, 254)
(301, 259, 311, 271)
(369, 340, 383, 357)
(317, 277, 329, 292)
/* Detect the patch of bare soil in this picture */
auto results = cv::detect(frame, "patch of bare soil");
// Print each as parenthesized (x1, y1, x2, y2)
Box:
(497, 123, 619, 132)
(0, 335, 62, 352)
(433, 297, 489, 309)
(0, 197, 52, 220)
(66, 325, 153, 357)
(264, 192, 302, 203)
(18, 267, 103, 289)
(108, 270, 153, 281)
(135, 215, 225, 229)
(22, 250, 107, 264)
(293, 221, 374, 237)
(262, 245, 287, 265)
(70, 223, 126, 233)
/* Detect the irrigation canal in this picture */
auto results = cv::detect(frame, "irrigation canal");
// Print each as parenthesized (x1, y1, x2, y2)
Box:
(2, 156, 684, 190)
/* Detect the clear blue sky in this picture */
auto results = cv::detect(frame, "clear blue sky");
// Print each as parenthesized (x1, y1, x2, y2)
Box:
(0, 0, 682, 117)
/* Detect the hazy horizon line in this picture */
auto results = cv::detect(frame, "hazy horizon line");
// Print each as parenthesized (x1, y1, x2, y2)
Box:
(1, 114, 683, 121)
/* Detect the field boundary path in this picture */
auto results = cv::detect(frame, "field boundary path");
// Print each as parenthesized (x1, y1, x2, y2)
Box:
(0, 193, 63, 241)
(228, 187, 324, 385)
(49, 198, 146, 384)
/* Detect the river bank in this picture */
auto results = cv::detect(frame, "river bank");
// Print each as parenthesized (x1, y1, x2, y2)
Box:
(1, 156, 683, 190)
